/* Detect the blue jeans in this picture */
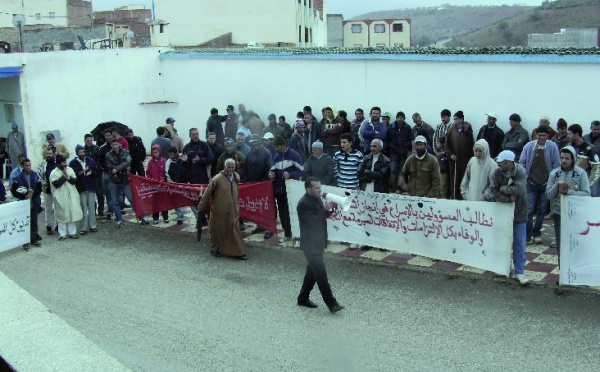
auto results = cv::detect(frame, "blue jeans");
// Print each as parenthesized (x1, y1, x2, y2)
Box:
(175, 208, 184, 220)
(526, 182, 548, 240)
(591, 178, 600, 197)
(513, 222, 527, 274)
(108, 181, 134, 223)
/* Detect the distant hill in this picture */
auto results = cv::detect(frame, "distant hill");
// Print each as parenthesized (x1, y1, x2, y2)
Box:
(351, 5, 534, 46)
(448, 0, 600, 47)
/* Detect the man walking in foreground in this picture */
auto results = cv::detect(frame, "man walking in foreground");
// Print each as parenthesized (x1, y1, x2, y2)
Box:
(296, 176, 344, 314)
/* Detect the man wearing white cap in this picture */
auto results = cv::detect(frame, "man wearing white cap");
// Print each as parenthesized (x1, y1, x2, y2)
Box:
(532, 116, 557, 141)
(490, 150, 529, 285)
(302, 141, 334, 186)
(399, 135, 441, 197)
(262, 132, 276, 157)
(476, 112, 505, 159)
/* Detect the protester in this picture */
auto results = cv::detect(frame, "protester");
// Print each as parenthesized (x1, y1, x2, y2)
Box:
(289, 119, 310, 162)
(245, 134, 275, 239)
(235, 132, 251, 156)
(206, 108, 227, 145)
(262, 132, 276, 157)
(411, 113, 435, 147)
(490, 150, 529, 285)
(217, 138, 246, 182)
(400, 136, 441, 198)
(502, 113, 529, 162)
(164, 119, 184, 153)
(147, 144, 169, 224)
(83, 133, 104, 217)
(9, 154, 26, 189)
(97, 129, 114, 219)
(302, 141, 335, 187)
(546, 146, 590, 268)
(207, 132, 224, 178)
(358, 139, 391, 193)
(125, 128, 147, 175)
(69, 145, 98, 235)
(198, 158, 248, 260)
(50, 155, 83, 240)
(519, 125, 560, 244)
(296, 176, 344, 314)
(181, 128, 214, 186)
(151, 126, 172, 159)
(165, 146, 187, 225)
(7, 122, 26, 170)
(445, 110, 474, 200)
(361, 106, 387, 155)
(552, 118, 570, 150)
(224, 106, 239, 140)
(10, 158, 42, 249)
(269, 135, 304, 243)
(476, 112, 505, 159)
(460, 139, 497, 201)
(531, 116, 557, 141)
(333, 133, 363, 190)
(583, 120, 600, 197)
(262, 113, 286, 139)
(386, 111, 413, 193)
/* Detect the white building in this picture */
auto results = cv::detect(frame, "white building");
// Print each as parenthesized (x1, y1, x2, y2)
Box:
(528, 28, 600, 48)
(154, 0, 327, 47)
(0, 0, 82, 28)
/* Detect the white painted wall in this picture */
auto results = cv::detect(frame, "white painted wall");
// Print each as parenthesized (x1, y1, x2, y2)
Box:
(0, 0, 69, 28)
(1, 49, 599, 165)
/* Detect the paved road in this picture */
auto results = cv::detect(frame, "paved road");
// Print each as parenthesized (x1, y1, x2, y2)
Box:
(1, 222, 599, 371)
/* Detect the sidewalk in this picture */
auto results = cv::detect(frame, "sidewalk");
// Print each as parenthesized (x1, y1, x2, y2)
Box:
(122, 208, 562, 286)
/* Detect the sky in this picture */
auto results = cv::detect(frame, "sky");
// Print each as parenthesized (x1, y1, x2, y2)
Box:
(93, 0, 543, 18)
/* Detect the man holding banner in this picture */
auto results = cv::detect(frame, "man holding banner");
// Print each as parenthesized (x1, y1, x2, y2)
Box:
(10, 158, 43, 250)
(296, 177, 344, 314)
(490, 150, 529, 285)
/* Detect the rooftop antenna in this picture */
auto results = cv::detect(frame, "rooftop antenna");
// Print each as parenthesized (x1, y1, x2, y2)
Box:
(12, 14, 26, 52)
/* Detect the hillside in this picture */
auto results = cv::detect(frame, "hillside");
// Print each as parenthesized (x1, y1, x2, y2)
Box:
(351, 5, 534, 46)
(448, 0, 600, 47)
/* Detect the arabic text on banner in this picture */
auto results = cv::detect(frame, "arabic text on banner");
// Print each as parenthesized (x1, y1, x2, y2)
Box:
(560, 196, 600, 286)
(286, 180, 513, 275)
(128, 175, 277, 233)
(0, 200, 31, 253)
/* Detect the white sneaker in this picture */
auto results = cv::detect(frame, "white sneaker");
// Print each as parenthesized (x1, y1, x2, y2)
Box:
(533, 236, 542, 244)
(278, 236, 292, 244)
(349, 244, 360, 250)
(515, 274, 529, 285)
(550, 239, 557, 248)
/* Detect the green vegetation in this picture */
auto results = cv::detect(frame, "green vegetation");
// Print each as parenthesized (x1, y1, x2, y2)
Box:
(448, 0, 600, 47)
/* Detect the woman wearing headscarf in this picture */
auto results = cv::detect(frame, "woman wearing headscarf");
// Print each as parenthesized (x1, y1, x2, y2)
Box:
(460, 139, 498, 201)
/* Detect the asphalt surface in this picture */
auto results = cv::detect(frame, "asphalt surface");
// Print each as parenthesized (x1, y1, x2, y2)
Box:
(1, 221, 599, 372)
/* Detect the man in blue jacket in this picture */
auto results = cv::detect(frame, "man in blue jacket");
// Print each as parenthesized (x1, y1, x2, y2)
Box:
(11, 158, 42, 249)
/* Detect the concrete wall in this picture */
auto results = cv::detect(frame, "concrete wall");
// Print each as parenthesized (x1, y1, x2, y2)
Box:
(0, 26, 107, 53)
(1, 50, 599, 165)
(528, 28, 600, 48)
(0, 0, 70, 28)
(327, 14, 343, 48)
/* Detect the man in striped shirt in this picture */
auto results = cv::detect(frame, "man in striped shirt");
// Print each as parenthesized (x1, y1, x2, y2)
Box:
(334, 133, 364, 189)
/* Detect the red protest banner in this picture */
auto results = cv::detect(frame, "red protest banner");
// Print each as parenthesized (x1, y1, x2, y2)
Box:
(128, 175, 277, 232)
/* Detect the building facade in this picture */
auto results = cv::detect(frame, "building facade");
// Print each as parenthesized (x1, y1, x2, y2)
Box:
(0, 0, 92, 28)
(528, 28, 600, 48)
(94, 7, 152, 48)
(154, 0, 327, 48)
(343, 19, 411, 48)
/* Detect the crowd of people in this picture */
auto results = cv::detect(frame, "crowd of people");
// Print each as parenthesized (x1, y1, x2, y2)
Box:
(2, 105, 599, 286)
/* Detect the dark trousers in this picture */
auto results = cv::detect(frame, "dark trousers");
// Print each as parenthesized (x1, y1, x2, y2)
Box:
(275, 193, 291, 237)
(153, 211, 169, 221)
(30, 206, 40, 243)
(298, 251, 337, 307)
(130, 161, 146, 177)
(94, 177, 105, 214)
(553, 214, 561, 268)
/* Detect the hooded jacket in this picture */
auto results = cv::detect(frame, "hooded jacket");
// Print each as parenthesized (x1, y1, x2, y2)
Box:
(146, 144, 167, 181)
(545, 146, 590, 215)
(460, 139, 498, 201)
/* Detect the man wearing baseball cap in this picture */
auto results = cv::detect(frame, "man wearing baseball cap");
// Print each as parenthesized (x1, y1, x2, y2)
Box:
(399, 135, 441, 197)
(476, 112, 505, 159)
(490, 150, 529, 285)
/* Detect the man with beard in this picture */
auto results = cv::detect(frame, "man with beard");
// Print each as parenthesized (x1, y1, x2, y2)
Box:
(350, 108, 367, 150)
(207, 132, 224, 178)
(583, 120, 600, 197)
(502, 113, 529, 162)
(262, 113, 286, 139)
(262, 132, 277, 157)
(217, 138, 246, 182)
(43, 133, 69, 160)
(445, 111, 474, 200)
(361, 106, 387, 155)
(50, 155, 83, 239)
(38, 147, 57, 235)
(69, 145, 98, 234)
(476, 112, 505, 159)
(289, 120, 310, 162)
(412, 113, 435, 148)
(303, 141, 334, 187)
(11, 158, 42, 249)
(246, 134, 275, 239)
(125, 128, 147, 176)
(400, 136, 441, 198)
(198, 158, 248, 260)
(181, 128, 214, 185)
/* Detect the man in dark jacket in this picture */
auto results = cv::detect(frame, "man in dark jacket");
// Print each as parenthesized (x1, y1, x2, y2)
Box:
(358, 139, 391, 193)
(386, 111, 412, 191)
(246, 134, 274, 238)
(206, 108, 227, 145)
(296, 176, 344, 314)
(125, 128, 147, 176)
(207, 132, 224, 178)
(181, 128, 214, 185)
(477, 113, 505, 159)
(302, 141, 334, 186)
(69, 145, 98, 234)
(11, 158, 43, 249)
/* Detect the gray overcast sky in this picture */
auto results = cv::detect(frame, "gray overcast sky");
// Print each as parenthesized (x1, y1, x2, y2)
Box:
(93, 0, 543, 17)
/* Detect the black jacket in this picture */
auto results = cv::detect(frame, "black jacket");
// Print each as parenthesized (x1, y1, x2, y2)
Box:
(297, 194, 329, 254)
(127, 136, 147, 164)
(358, 153, 391, 193)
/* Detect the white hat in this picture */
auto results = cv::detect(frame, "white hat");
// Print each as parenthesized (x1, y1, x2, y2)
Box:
(496, 150, 515, 163)
(414, 135, 427, 144)
(486, 112, 497, 119)
(262, 132, 274, 140)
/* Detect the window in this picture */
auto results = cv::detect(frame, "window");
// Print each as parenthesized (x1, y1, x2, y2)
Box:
(159, 24, 165, 33)
(374, 24, 385, 33)
(351, 24, 362, 33)
(376, 43, 386, 48)
(49, 12, 55, 19)
(354, 44, 363, 48)
(393, 43, 404, 47)
(4, 104, 15, 123)
(35, 13, 41, 20)
(299, 26, 302, 42)
(393, 23, 404, 32)
(305, 27, 309, 43)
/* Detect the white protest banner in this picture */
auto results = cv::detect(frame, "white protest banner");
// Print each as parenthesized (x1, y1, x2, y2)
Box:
(560, 196, 600, 286)
(287, 180, 514, 276)
(0, 200, 31, 253)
